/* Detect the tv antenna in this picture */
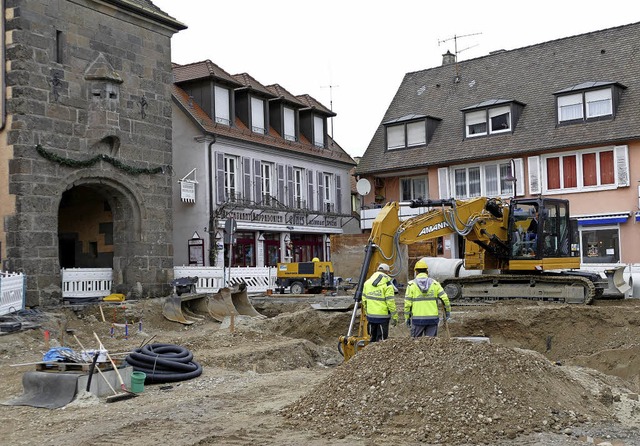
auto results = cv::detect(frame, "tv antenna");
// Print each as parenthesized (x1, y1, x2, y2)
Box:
(437, 32, 482, 79)
(321, 83, 339, 139)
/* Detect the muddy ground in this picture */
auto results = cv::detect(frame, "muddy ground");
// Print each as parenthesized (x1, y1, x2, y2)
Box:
(0, 295, 639, 446)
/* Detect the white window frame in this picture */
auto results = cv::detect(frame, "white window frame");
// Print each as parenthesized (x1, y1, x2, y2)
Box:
(284, 106, 296, 141)
(313, 115, 324, 147)
(578, 224, 621, 265)
(386, 125, 405, 150)
(585, 89, 612, 118)
(293, 167, 305, 209)
(557, 87, 612, 123)
(261, 162, 274, 200)
(386, 120, 426, 150)
(465, 110, 487, 137)
(450, 159, 522, 199)
(400, 176, 428, 201)
(406, 121, 426, 147)
(214, 85, 231, 125)
(323, 173, 333, 212)
(251, 96, 265, 134)
(540, 145, 626, 195)
(466, 106, 512, 138)
(224, 155, 239, 202)
(488, 106, 511, 134)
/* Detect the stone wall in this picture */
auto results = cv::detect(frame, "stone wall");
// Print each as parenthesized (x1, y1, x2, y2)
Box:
(2, 0, 182, 306)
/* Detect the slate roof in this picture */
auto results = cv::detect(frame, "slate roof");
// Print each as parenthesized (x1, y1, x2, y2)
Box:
(172, 80, 355, 166)
(356, 21, 640, 176)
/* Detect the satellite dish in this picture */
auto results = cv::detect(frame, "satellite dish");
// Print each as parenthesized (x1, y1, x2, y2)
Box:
(356, 178, 371, 196)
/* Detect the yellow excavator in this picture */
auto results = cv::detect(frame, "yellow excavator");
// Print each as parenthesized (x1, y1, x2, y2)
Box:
(338, 196, 630, 361)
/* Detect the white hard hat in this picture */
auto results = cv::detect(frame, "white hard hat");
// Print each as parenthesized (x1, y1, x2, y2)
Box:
(377, 263, 390, 272)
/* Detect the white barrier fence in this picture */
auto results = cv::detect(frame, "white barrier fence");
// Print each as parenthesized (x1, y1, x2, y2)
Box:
(173, 266, 277, 294)
(0, 271, 26, 316)
(61, 268, 113, 299)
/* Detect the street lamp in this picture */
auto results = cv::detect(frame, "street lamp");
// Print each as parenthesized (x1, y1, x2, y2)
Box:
(504, 159, 517, 198)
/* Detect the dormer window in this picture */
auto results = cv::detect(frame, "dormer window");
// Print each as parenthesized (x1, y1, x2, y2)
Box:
(214, 85, 231, 125)
(463, 100, 521, 138)
(250, 96, 265, 134)
(554, 82, 625, 124)
(284, 106, 296, 141)
(384, 114, 438, 150)
(313, 115, 324, 147)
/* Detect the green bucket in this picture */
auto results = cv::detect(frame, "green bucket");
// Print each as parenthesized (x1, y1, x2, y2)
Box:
(130, 371, 146, 393)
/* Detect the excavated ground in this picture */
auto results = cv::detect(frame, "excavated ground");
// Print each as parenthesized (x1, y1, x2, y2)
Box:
(0, 296, 638, 445)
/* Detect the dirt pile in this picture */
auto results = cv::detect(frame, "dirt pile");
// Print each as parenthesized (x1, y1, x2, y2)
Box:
(283, 336, 632, 445)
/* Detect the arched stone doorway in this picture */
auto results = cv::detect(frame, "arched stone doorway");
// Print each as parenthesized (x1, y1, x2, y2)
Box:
(58, 175, 145, 295)
(59, 186, 115, 269)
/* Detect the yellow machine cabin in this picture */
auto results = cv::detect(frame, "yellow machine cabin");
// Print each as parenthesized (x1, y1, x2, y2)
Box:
(276, 260, 335, 294)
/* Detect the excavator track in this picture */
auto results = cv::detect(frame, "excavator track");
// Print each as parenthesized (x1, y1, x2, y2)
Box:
(443, 274, 596, 305)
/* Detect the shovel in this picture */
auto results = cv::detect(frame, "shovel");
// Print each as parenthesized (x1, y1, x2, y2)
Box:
(74, 334, 136, 402)
(93, 332, 138, 401)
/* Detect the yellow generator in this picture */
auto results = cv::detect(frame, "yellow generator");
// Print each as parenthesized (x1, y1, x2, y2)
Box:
(276, 261, 335, 294)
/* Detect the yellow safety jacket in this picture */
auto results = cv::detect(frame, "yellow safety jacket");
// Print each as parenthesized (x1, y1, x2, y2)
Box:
(404, 273, 450, 325)
(362, 271, 397, 323)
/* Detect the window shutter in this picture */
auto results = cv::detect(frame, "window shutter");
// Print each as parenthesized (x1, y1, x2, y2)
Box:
(614, 145, 629, 187)
(253, 159, 262, 203)
(215, 152, 225, 204)
(317, 172, 324, 211)
(514, 158, 525, 196)
(287, 165, 294, 206)
(437, 167, 450, 199)
(243, 158, 251, 202)
(528, 156, 541, 195)
(336, 175, 342, 213)
(307, 170, 314, 210)
(277, 164, 285, 203)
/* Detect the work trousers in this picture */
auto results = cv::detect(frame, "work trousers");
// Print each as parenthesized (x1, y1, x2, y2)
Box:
(410, 323, 438, 338)
(368, 320, 390, 342)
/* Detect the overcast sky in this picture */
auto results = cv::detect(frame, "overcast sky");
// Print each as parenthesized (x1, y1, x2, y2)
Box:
(151, 0, 639, 159)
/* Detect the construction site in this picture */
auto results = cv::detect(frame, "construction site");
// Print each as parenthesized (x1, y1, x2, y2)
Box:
(0, 288, 639, 446)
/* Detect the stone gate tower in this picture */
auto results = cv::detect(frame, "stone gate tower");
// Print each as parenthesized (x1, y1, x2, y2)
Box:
(0, 0, 186, 306)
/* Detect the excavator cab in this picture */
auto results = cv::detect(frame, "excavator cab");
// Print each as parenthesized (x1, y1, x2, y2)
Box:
(508, 198, 577, 269)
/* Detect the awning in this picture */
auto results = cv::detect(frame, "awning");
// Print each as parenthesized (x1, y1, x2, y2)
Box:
(575, 212, 630, 226)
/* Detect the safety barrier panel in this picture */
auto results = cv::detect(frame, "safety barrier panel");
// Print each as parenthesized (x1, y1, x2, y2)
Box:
(61, 268, 113, 298)
(0, 271, 26, 316)
(173, 266, 277, 294)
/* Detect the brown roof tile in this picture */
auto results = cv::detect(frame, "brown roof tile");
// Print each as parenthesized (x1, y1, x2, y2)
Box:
(265, 84, 306, 106)
(232, 73, 277, 98)
(172, 85, 355, 166)
(173, 60, 242, 87)
(296, 94, 336, 117)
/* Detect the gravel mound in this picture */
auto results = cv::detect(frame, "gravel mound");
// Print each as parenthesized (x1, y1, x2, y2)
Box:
(282, 337, 617, 445)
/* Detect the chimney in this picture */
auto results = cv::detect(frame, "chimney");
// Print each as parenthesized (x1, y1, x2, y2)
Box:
(442, 50, 456, 66)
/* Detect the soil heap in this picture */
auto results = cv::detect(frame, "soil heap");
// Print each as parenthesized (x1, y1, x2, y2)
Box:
(282, 337, 621, 445)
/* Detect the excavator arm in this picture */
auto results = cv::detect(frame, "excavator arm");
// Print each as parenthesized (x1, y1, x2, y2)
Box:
(369, 197, 508, 279)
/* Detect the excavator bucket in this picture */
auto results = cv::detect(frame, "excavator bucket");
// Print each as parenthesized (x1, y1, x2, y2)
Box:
(207, 284, 265, 322)
(601, 266, 631, 298)
(162, 294, 205, 325)
(162, 283, 265, 324)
